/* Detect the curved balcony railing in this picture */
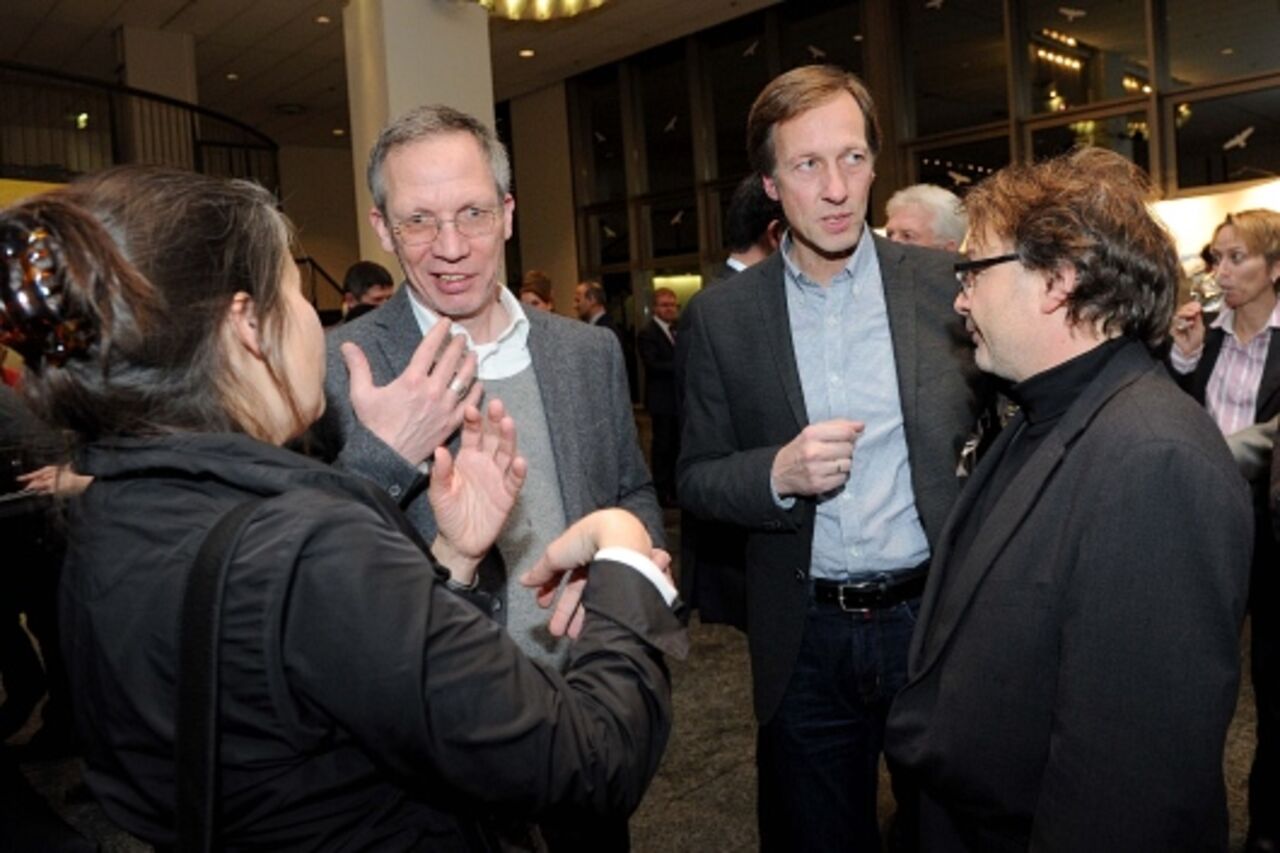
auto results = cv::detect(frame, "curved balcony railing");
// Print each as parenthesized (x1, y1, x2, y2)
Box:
(0, 60, 278, 193)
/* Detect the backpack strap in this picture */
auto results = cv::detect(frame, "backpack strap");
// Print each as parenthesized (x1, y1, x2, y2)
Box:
(175, 498, 264, 853)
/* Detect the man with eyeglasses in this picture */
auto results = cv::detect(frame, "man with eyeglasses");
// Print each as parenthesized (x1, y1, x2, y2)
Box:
(885, 147, 1252, 851)
(677, 65, 988, 852)
(314, 104, 662, 850)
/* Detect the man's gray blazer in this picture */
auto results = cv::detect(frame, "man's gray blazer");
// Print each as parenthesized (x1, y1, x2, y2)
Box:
(312, 286, 663, 547)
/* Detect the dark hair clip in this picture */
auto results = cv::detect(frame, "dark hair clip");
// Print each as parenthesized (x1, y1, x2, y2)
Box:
(1, 221, 95, 369)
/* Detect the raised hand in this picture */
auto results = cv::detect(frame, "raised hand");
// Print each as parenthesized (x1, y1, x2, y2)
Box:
(1171, 300, 1205, 356)
(341, 320, 482, 465)
(428, 399, 527, 580)
(770, 418, 864, 497)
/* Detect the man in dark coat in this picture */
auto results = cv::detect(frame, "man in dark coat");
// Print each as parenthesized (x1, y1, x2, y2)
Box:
(637, 287, 679, 506)
(885, 147, 1252, 851)
(678, 65, 987, 852)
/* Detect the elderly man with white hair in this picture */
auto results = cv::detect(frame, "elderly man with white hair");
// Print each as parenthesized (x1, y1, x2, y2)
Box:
(884, 183, 967, 251)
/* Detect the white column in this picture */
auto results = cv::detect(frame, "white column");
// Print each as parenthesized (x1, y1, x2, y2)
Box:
(343, 0, 494, 267)
(511, 82, 580, 315)
(115, 26, 199, 169)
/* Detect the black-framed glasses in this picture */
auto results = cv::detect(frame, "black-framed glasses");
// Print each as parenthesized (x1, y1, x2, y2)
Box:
(392, 205, 501, 248)
(954, 253, 1020, 294)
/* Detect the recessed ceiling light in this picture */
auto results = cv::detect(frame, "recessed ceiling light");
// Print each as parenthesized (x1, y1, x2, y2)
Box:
(225, 72, 239, 81)
(332, 128, 346, 136)
(1221, 47, 1234, 55)
(519, 49, 536, 58)
(315, 14, 332, 24)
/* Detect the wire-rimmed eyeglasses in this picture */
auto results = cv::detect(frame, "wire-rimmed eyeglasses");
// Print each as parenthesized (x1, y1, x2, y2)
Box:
(391, 206, 501, 248)
(954, 253, 1020, 294)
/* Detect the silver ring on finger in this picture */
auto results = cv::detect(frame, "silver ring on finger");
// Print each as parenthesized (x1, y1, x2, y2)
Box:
(448, 377, 468, 398)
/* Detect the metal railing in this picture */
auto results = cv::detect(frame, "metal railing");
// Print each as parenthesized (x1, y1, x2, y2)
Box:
(0, 60, 278, 192)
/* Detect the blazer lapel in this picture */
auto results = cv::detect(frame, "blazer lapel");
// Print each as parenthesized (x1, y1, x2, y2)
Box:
(526, 312, 587, 521)
(908, 407, 1025, 671)
(755, 253, 808, 429)
(1255, 327, 1280, 420)
(371, 286, 426, 377)
(912, 341, 1153, 677)
(876, 238, 920, 433)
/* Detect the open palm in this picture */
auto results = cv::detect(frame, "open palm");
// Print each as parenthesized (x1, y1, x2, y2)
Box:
(428, 399, 527, 560)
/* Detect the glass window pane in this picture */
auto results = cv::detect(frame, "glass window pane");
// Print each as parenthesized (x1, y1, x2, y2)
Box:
(702, 11, 771, 180)
(1031, 112, 1151, 170)
(903, 1, 1007, 137)
(636, 42, 694, 195)
(1025, 0, 1149, 113)
(576, 66, 626, 204)
(1167, 0, 1280, 89)
(586, 207, 630, 267)
(1174, 87, 1280, 189)
(780, 0, 862, 74)
(648, 196, 699, 259)
(914, 136, 1011, 196)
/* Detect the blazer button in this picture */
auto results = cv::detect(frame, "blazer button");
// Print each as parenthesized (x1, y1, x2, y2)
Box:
(388, 484, 402, 498)
(793, 569, 806, 583)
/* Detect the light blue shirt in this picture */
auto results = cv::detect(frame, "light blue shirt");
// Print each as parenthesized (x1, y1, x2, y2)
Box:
(780, 227, 930, 579)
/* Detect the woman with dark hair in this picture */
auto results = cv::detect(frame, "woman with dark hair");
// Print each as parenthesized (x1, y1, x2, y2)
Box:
(0, 165, 683, 850)
(1169, 208, 1280, 853)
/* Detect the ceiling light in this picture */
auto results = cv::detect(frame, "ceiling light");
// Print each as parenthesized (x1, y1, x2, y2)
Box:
(1221, 47, 1234, 55)
(225, 72, 240, 81)
(519, 48, 535, 58)
(474, 0, 608, 21)
(332, 128, 346, 136)
(315, 14, 332, 24)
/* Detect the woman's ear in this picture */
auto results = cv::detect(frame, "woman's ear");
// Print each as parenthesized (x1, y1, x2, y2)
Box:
(225, 291, 263, 359)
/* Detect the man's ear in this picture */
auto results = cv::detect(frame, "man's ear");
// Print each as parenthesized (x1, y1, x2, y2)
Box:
(1042, 262, 1077, 314)
(370, 206, 396, 254)
(225, 291, 263, 358)
(762, 174, 781, 202)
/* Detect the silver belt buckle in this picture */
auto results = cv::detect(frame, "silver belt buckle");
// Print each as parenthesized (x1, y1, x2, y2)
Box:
(837, 578, 886, 613)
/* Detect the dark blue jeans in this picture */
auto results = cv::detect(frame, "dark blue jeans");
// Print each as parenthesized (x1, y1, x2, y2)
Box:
(757, 592, 919, 853)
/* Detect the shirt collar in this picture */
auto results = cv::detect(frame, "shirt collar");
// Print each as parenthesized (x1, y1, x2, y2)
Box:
(1211, 299, 1280, 339)
(779, 224, 873, 292)
(407, 285, 532, 380)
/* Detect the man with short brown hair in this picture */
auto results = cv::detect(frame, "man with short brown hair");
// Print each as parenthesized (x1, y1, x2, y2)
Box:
(679, 65, 987, 851)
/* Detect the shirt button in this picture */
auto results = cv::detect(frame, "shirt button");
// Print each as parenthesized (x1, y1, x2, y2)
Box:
(830, 373, 841, 384)
(850, 546, 861, 558)
(388, 484, 402, 498)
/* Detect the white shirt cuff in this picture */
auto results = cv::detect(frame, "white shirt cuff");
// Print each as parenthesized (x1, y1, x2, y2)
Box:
(1169, 344, 1201, 374)
(594, 547, 679, 606)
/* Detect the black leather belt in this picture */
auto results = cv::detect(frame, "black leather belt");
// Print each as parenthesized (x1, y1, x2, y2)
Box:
(812, 569, 927, 612)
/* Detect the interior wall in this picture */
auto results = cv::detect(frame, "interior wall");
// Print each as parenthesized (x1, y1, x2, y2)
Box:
(278, 145, 361, 312)
(510, 82, 579, 316)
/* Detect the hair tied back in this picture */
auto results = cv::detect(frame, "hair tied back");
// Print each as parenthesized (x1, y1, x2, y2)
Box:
(1, 219, 95, 369)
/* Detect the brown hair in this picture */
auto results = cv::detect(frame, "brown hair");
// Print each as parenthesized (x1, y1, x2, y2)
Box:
(519, 269, 552, 303)
(1, 165, 301, 443)
(747, 65, 881, 177)
(964, 147, 1179, 348)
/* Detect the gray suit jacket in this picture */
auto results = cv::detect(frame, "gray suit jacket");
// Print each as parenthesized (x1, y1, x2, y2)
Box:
(677, 236, 987, 722)
(313, 287, 663, 547)
(886, 341, 1251, 850)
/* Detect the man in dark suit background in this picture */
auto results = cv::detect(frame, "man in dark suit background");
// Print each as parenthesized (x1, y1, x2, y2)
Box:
(711, 174, 784, 284)
(637, 287, 679, 506)
(678, 65, 986, 852)
(886, 147, 1252, 851)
